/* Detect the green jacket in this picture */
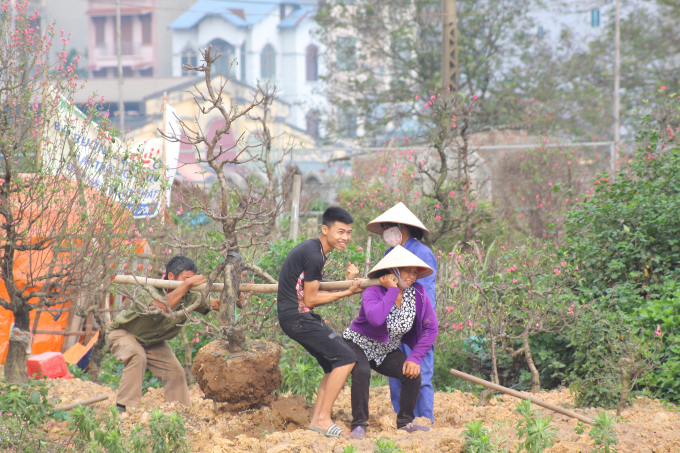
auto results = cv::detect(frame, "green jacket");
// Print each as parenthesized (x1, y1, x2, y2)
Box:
(108, 286, 210, 346)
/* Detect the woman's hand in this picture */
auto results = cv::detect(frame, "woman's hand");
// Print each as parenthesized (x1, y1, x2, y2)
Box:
(380, 273, 398, 289)
(403, 361, 420, 379)
(345, 262, 360, 280)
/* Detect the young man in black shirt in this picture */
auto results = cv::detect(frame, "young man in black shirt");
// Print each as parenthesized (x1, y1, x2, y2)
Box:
(278, 206, 363, 438)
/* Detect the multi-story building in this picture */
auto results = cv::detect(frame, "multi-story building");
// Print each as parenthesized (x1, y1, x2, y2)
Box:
(84, 0, 198, 78)
(168, 0, 324, 134)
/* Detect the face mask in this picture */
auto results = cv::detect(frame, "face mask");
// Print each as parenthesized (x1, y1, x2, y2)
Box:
(383, 226, 402, 248)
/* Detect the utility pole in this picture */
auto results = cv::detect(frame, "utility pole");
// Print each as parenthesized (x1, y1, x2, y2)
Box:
(612, 0, 620, 173)
(441, 0, 459, 93)
(116, 0, 125, 132)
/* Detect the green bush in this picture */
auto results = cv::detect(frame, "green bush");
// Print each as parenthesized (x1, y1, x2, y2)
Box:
(0, 379, 52, 425)
(567, 311, 629, 409)
(562, 109, 680, 403)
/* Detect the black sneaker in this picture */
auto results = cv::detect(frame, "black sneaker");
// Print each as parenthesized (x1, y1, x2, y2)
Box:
(116, 404, 126, 414)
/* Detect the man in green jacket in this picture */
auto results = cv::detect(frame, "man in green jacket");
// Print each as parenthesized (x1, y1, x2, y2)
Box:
(107, 255, 219, 413)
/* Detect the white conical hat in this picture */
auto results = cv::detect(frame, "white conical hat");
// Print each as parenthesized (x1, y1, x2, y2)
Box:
(367, 245, 434, 279)
(366, 202, 430, 237)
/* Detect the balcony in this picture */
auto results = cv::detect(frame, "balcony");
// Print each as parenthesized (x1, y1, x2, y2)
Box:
(91, 41, 154, 69)
(94, 42, 141, 57)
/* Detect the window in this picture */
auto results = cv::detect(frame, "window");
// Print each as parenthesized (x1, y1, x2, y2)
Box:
(209, 39, 235, 76)
(240, 42, 246, 80)
(306, 45, 318, 81)
(123, 66, 134, 77)
(140, 67, 153, 77)
(140, 14, 152, 45)
(181, 47, 198, 76)
(120, 16, 133, 54)
(93, 17, 106, 46)
(91, 68, 107, 78)
(341, 106, 357, 138)
(261, 44, 275, 79)
(306, 110, 320, 137)
(537, 25, 546, 40)
(591, 9, 600, 27)
(336, 37, 356, 71)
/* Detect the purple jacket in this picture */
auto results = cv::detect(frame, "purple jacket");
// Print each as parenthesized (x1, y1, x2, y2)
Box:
(348, 283, 439, 365)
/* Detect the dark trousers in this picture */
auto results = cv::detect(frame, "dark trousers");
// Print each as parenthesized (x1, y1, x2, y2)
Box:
(345, 339, 421, 429)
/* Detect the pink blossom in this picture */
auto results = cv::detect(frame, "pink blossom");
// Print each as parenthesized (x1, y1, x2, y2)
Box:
(357, 247, 364, 251)
(467, 319, 472, 327)
(176, 208, 183, 215)
(149, 227, 154, 233)
(554, 269, 561, 275)
(513, 279, 518, 283)
(450, 282, 458, 288)
(404, 137, 410, 142)
(436, 203, 440, 208)
(435, 215, 441, 220)
(445, 306, 455, 312)
(472, 95, 477, 99)
(560, 262, 566, 266)
(661, 86, 666, 90)
(655, 325, 662, 337)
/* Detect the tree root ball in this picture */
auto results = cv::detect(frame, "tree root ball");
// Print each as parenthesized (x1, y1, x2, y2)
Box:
(192, 339, 282, 409)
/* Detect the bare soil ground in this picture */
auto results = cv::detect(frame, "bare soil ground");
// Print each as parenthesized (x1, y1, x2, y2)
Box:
(46, 378, 680, 452)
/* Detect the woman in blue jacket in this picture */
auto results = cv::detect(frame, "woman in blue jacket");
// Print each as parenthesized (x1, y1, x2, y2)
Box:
(344, 246, 438, 440)
(366, 202, 438, 425)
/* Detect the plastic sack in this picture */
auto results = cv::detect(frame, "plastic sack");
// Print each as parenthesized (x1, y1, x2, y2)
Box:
(9, 324, 33, 354)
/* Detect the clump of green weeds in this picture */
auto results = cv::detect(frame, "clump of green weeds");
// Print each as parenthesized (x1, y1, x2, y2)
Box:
(514, 400, 558, 453)
(462, 420, 493, 453)
(374, 437, 403, 453)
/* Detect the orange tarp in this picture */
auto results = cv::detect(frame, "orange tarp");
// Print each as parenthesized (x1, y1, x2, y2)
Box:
(0, 176, 147, 364)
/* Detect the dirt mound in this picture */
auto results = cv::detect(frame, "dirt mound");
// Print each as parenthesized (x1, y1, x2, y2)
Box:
(191, 339, 282, 409)
(47, 378, 116, 409)
(40, 378, 680, 452)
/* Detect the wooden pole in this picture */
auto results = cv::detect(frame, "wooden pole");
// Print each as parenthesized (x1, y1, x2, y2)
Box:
(50, 395, 110, 412)
(37, 55, 48, 168)
(160, 92, 167, 224)
(289, 174, 302, 241)
(613, 0, 620, 173)
(115, 0, 125, 132)
(442, 0, 459, 92)
(449, 368, 594, 424)
(113, 275, 381, 294)
(364, 236, 372, 276)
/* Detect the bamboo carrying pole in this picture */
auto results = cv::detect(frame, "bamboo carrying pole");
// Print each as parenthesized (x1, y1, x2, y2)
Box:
(449, 369, 594, 424)
(113, 275, 382, 294)
(50, 395, 111, 412)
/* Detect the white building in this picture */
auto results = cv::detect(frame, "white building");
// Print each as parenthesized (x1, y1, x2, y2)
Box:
(169, 0, 324, 136)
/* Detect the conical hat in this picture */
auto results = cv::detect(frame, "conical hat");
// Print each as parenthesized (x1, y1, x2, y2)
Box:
(366, 202, 430, 237)
(367, 245, 434, 279)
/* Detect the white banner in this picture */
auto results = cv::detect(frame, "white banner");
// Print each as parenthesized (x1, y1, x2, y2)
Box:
(43, 92, 180, 219)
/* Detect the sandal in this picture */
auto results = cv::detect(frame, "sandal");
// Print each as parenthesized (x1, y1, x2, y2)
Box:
(399, 422, 431, 433)
(309, 423, 350, 439)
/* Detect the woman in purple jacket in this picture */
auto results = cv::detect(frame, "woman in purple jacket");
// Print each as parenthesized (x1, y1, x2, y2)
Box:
(343, 246, 439, 440)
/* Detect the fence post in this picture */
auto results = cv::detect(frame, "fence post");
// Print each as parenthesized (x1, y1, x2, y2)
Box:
(289, 174, 302, 241)
(365, 236, 372, 276)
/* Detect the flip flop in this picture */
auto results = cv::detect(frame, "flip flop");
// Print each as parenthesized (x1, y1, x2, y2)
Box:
(309, 424, 350, 439)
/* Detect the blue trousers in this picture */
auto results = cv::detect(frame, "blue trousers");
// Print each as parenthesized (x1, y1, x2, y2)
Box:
(389, 344, 435, 424)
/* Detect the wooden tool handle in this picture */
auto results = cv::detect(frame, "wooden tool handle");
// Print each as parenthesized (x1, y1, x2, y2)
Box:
(113, 275, 382, 294)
